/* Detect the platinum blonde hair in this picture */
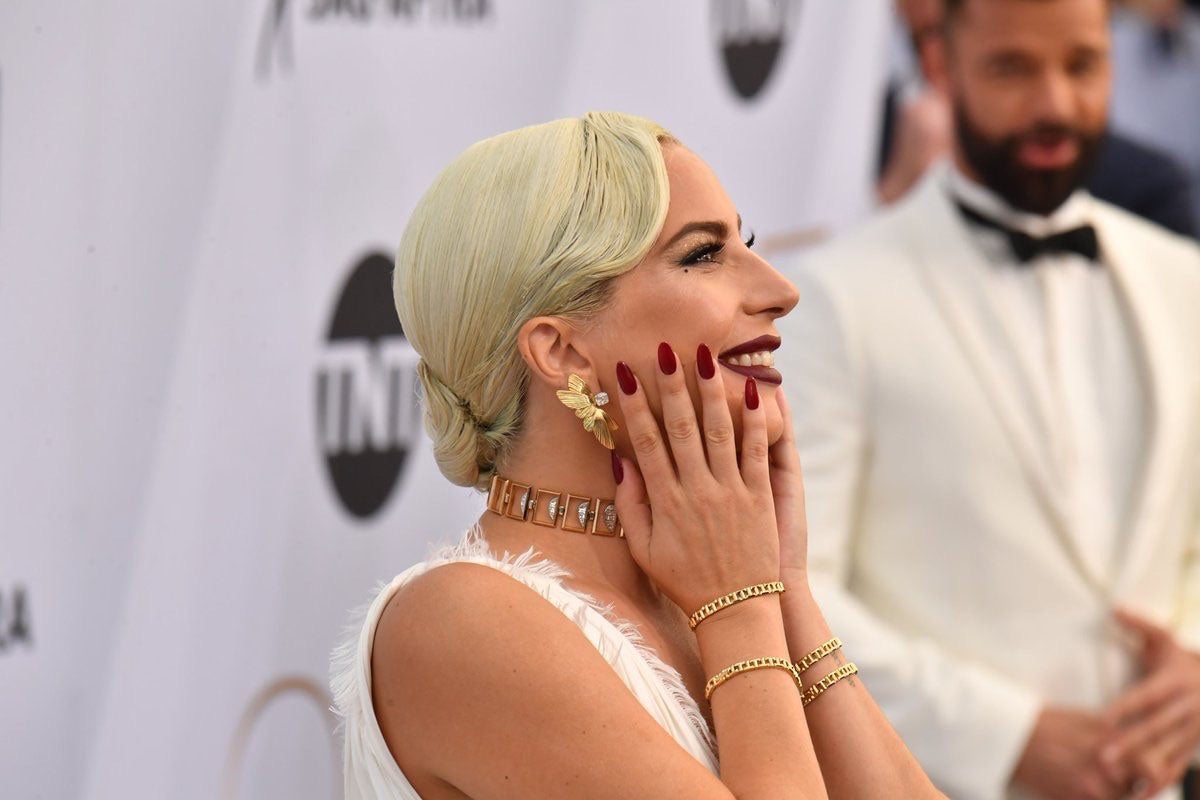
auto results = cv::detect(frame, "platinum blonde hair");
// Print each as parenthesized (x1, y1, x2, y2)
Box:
(394, 111, 675, 489)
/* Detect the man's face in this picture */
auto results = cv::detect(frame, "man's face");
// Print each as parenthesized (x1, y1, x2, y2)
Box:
(943, 0, 1112, 215)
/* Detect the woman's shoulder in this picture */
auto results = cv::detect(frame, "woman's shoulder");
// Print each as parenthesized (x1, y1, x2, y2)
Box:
(363, 549, 727, 797)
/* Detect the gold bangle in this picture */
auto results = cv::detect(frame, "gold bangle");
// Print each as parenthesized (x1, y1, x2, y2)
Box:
(705, 657, 801, 700)
(795, 637, 843, 673)
(688, 581, 785, 630)
(801, 662, 859, 707)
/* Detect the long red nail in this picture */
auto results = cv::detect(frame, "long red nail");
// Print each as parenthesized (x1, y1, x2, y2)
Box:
(657, 342, 677, 375)
(745, 378, 759, 410)
(697, 343, 715, 380)
(616, 361, 637, 395)
(611, 451, 624, 484)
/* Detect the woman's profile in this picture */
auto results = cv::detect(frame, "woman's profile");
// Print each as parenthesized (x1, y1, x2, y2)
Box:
(331, 111, 945, 799)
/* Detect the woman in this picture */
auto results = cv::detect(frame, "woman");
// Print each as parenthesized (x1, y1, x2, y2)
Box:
(332, 111, 944, 799)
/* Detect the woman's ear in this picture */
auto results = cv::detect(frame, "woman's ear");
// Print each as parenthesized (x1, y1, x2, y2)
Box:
(517, 316, 595, 391)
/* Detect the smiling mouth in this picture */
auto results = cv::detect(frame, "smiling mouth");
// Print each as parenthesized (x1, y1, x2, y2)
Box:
(718, 335, 782, 385)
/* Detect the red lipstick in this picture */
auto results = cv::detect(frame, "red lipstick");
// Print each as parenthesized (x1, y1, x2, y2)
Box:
(718, 335, 782, 385)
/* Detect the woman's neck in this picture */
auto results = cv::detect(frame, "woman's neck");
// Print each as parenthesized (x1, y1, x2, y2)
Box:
(475, 408, 661, 606)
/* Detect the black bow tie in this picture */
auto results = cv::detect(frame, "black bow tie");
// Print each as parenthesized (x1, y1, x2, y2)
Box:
(955, 201, 1100, 264)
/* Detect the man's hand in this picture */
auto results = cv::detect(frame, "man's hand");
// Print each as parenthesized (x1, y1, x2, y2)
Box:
(1099, 609, 1200, 800)
(1012, 707, 1129, 800)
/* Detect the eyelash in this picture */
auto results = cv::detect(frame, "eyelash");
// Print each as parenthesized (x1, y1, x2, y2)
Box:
(680, 231, 756, 266)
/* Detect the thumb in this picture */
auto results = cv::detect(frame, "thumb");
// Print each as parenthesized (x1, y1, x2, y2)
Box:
(1114, 608, 1167, 639)
(1113, 607, 1172, 667)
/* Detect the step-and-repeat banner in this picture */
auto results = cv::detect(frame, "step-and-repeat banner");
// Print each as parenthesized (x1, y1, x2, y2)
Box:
(0, 1, 890, 797)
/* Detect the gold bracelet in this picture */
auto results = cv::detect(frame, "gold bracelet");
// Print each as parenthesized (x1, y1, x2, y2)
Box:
(705, 657, 801, 700)
(795, 637, 843, 673)
(801, 663, 859, 707)
(688, 581, 786, 630)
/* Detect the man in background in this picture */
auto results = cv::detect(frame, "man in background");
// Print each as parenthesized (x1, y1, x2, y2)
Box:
(780, 0, 1200, 797)
(878, 0, 1198, 238)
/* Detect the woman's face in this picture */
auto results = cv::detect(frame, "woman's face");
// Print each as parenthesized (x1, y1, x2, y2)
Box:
(587, 144, 800, 448)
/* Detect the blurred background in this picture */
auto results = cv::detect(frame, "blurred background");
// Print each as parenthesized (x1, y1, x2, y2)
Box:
(0, 1, 1195, 798)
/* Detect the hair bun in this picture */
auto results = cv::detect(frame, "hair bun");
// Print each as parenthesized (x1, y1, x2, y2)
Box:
(416, 359, 518, 490)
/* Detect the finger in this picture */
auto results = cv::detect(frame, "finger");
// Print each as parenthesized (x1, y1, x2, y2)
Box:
(615, 360, 678, 506)
(767, 386, 804, 483)
(1113, 608, 1170, 641)
(1153, 734, 1200, 798)
(739, 378, 770, 492)
(653, 342, 709, 483)
(1106, 671, 1179, 728)
(1114, 609, 1173, 666)
(694, 343, 739, 482)
(1127, 743, 1176, 800)
(612, 453, 653, 565)
(1106, 695, 1190, 767)
(1144, 705, 1200, 783)
(1097, 739, 1134, 787)
(1078, 770, 1123, 800)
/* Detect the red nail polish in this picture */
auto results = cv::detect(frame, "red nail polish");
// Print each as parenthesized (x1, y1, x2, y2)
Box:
(616, 361, 637, 395)
(657, 342, 677, 375)
(745, 378, 759, 410)
(697, 343, 715, 380)
(611, 450, 624, 484)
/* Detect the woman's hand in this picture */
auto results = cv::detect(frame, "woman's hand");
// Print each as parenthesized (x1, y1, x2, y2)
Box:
(768, 388, 810, 585)
(613, 342, 781, 614)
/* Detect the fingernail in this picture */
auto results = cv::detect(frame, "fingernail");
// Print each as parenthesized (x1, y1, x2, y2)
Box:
(616, 361, 637, 395)
(657, 342, 677, 375)
(697, 343, 715, 380)
(745, 378, 759, 410)
(611, 451, 624, 484)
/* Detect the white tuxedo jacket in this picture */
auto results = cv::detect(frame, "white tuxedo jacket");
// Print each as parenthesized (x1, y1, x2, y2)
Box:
(778, 170, 1200, 799)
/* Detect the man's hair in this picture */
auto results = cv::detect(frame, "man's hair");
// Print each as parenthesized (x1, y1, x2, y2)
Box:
(943, 0, 1110, 31)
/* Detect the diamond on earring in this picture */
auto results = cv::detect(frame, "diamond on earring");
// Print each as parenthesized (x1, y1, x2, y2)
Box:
(593, 391, 610, 407)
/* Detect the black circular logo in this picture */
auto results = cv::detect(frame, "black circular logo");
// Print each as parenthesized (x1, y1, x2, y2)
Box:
(316, 252, 421, 519)
(712, 0, 800, 101)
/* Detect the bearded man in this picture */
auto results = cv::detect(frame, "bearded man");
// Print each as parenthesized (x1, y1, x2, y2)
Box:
(778, 1, 1200, 798)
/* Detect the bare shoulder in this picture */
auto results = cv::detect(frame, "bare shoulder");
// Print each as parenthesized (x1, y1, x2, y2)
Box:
(371, 561, 729, 800)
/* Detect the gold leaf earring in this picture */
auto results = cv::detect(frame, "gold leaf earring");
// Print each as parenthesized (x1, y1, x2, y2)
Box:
(556, 374, 618, 450)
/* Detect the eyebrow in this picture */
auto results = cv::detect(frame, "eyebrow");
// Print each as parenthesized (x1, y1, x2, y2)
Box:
(662, 214, 743, 251)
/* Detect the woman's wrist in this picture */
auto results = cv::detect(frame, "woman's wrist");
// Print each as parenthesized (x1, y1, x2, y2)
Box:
(777, 581, 836, 658)
(779, 565, 811, 592)
(692, 593, 790, 667)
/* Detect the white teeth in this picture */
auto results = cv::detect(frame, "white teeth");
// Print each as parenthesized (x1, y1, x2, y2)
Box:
(723, 350, 776, 368)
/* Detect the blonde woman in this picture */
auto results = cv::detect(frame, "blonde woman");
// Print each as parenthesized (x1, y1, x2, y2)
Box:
(332, 112, 944, 799)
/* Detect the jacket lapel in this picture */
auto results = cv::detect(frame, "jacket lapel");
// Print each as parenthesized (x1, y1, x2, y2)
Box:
(1098, 211, 1199, 593)
(901, 174, 1110, 594)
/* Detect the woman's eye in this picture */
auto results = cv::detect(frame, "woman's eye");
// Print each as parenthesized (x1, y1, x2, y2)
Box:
(744, 230, 756, 248)
(682, 243, 722, 265)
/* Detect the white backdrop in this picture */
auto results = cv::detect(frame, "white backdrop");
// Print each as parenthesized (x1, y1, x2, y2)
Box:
(0, 2, 890, 798)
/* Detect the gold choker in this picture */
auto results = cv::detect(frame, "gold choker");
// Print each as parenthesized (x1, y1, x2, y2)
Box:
(486, 474, 623, 538)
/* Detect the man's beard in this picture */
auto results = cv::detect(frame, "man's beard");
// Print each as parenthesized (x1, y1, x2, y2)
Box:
(954, 103, 1105, 216)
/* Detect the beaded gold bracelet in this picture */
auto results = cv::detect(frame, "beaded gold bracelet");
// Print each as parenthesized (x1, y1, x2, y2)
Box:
(801, 662, 859, 707)
(705, 657, 802, 700)
(688, 581, 786, 630)
(795, 637, 843, 673)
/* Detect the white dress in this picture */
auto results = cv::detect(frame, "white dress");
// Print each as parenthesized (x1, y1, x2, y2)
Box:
(330, 528, 719, 799)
